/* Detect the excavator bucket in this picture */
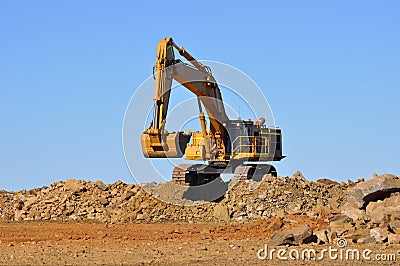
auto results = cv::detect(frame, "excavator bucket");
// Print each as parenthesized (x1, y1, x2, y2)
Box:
(141, 131, 191, 158)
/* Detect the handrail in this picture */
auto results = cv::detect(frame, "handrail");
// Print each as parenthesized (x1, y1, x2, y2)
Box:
(231, 135, 270, 155)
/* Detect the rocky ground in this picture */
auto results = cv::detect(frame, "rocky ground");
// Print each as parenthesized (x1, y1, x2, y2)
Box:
(1, 171, 351, 223)
(1, 172, 400, 265)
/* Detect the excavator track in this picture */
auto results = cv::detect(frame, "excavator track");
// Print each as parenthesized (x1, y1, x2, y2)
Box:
(172, 164, 222, 186)
(233, 165, 255, 180)
(173, 163, 277, 185)
(172, 164, 193, 185)
(233, 164, 277, 180)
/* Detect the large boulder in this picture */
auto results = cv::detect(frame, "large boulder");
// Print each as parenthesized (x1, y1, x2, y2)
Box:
(213, 204, 230, 222)
(341, 204, 366, 221)
(347, 174, 400, 209)
(370, 227, 388, 243)
(269, 224, 314, 246)
(329, 215, 354, 237)
(365, 195, 400, 224)
(366, 196, 400, 224)
(314, 228, 331, 244)
(64, 179, 86, 193)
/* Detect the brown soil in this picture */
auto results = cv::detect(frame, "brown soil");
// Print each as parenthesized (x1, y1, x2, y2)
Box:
(1, 219, 398, 265)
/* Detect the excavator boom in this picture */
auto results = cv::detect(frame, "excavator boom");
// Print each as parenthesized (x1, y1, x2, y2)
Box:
(142, 37, 229, 160)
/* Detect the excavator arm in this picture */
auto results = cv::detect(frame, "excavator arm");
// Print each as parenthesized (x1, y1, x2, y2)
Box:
(141, 37, 229, 160)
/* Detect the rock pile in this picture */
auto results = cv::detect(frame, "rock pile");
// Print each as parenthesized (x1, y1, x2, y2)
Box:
(335, 174, 400, 245)
(221, 171, 350, 221)
(269, 173, 400, 246)
(1, 171, 400, 246)
(0, 171, 350, 224)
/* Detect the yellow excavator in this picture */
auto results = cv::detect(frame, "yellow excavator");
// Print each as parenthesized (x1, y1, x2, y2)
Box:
(141, 37, 285, 185)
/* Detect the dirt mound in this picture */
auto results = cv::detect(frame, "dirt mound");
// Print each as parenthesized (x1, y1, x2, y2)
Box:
(1, 171, 350, 224)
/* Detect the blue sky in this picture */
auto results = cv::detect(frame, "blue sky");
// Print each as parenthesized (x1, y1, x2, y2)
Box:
(1, 1, 399, 190)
